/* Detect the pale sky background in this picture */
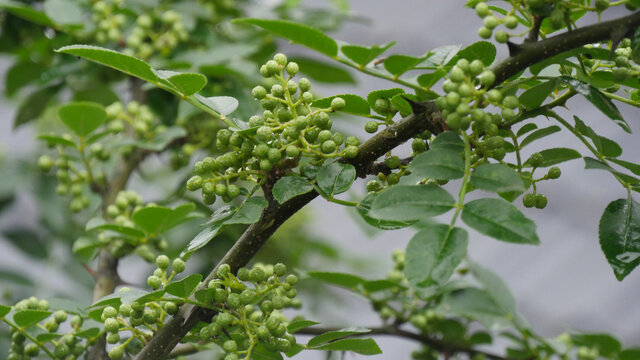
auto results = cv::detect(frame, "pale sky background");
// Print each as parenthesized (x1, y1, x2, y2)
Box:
(0, 1, 639, 359)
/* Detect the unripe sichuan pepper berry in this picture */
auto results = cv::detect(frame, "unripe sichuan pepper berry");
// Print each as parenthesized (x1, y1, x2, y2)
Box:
(548, 166, 561, 179)
(535, 194, 548, 209)
(522, 193, 536, 208)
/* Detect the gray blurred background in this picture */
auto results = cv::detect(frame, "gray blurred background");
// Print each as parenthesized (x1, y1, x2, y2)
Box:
(1, 1, 639, 358)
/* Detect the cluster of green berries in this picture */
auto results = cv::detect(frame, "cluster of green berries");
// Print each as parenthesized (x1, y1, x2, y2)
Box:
(610, 39, 640, 84)
(363, 97, 403, 135)
(576, 346, 600, 360)
(193, 262, 300, 359)
(146, 255, 187, 290)
(101, 285, 183, 359)
(474, 2, 519, 43)
(37, 145, 107, 213)
(105, 101, 164, 138)
(521, 153, 561, 209)
(435, 58, 519, 143)
(92, 0, 126, 43)
(100, 191, 169, 258)
(123, 11, 188, 59)
(7, 297, 87, 360)
(186, 53, 360, 205)
(101, 256, 187, 360)
(365, 154, 411, 193)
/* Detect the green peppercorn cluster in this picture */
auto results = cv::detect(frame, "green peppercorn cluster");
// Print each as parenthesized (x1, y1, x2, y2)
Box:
(105, 101, 165, 138)
(91, 0, 126, 43)
(6, 297, 88, 360)
(97, 191, 169, 258)
(474, 2, 520, 43)
(100, 257, 187, 359)
(92, 0, 187, 59)
(186, 53, 359, 205)
(611, 39, 640, 84)
(475, 0, 621, 43)
(364, 96, 402, 135)
(100, 255, 186, 360)
(521, 153, 561, 210)
(434, 58, 517, 162)
(365, 154, 415, 193)
(123, 10, 188, 59)
(193, 262, 300, 359)
(100, 285, 183, 359)
(37, 141, 108, 213)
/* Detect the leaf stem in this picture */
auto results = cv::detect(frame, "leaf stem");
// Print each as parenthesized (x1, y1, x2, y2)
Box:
(450, 132, 472, 229)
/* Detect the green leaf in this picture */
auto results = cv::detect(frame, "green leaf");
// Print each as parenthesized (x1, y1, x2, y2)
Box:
(5, 61, 47, 97)
(14, 84, 62, 128)
(362, 279, 405, 292)
(519, 80, 558, 109)
(571, 333, 621, 357)
(340, 41, 395, 66)
(430, 131, 464, 153)
(454, 41, 497, 66)
(415, 45, 461, 68)
(307, 326, 371, 347)
(366, 88, 404, 110)
(85, 218, 146, 238)
(560, 76, 628, 132)
(43, 0, 83, 25)
(443, 288, 510, 329)
(316, 162, 356, 197)
(291, 57, 354, 83)
(573, 116, 622, 158)
(155, 70, 207, 96)
(369, 185, 455, 222)
(72, 237, 100, 263)
(132, 203, 197, 234)
(584, 157, 639, 184)
(356, 192, 415, 230)
(470, 164, 526, 193)
(390, 93, 419, 117)
(313, 338, 382, 355)
(226, 197, 268, 225)
(2, 228, 48, 259)
(631, 26, 640, 64)
(523, 148, 581, 167)
(233, 18, 338, 57)
(519, 125, 561, 148)
(405, 225, 468, 288)
(307, 272, 365, 289)
(516, 123, 538, 137)
(468, 262, 516, 314)
(194, 95, 238, 116)
(384, 53, 426, 76)
(272, 176, 314, 204)
(164, 274, 202, 298)
(620, 348, 640, 360)
(287, 320, 319, 333)
(56, 45, 160, 84)
(133, 126, 187, 151)
(599, 195, 640, 281)
(312, 94, 370, 116)
(409, 149, 465, 180)
(182, 206, 236, 257)
(417, 68, 448, 88)
(58, 102, 107, 137)
(0, 304, 11, 318)
(609, 158, 640, 176)
(462, 198, 539, 244)
(0, 0, 54, 26)
(13, 310, 51, 328)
